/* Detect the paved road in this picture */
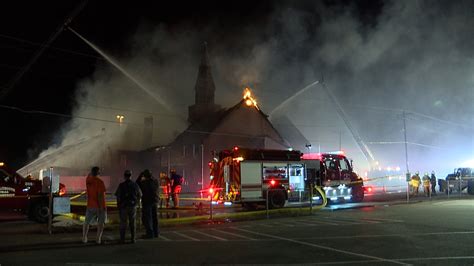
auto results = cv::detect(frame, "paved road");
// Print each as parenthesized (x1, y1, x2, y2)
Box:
(1, 199, 474, 265)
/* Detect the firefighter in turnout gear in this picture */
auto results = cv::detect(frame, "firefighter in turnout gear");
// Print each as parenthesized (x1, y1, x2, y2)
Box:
(410, 172, 421, 196)
(422, 172, 431, 196)
(170, 169, 183, 208)
(159, 172, 171, 208)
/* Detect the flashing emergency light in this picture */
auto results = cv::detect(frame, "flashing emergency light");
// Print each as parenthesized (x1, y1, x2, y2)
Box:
(209, 187, 214, 194)
(270, 179, 276, 186)
(326, 150, 345, 155)
(301, 153, 322, 160)
(208, 162, 213, 167)
(0, 162, 4, 166)
(233, 146, 239, 151)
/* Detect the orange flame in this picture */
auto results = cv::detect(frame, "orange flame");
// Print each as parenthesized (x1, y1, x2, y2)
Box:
(242, 87, 259, 110)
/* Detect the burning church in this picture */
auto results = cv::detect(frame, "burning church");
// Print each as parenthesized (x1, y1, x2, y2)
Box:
(148, 43, 289, 193)
(17, 43, 290, 193)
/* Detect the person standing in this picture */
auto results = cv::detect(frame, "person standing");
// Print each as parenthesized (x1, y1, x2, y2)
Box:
(422, 172, 431, 197)
(170, 169, 183, 208)
(82, 166, 107, 244)
(430, 171, 437, 195)
(136, 169, 159, 238)
(159, 172, 171, 209)
(411, 172, 421, 196)
(115, 170, 142, 244)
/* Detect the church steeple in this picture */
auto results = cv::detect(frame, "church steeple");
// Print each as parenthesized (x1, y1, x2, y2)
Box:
(188, 42, 221, 123)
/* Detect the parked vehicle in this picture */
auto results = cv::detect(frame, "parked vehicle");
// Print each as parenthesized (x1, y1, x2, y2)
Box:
(0, 162, 65, 223)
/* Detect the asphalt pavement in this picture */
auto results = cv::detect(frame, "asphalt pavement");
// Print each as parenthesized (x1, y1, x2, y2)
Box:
(2, 193, 474, 265)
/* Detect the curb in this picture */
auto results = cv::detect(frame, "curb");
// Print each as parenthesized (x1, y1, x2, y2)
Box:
(57, 203, 328, 229)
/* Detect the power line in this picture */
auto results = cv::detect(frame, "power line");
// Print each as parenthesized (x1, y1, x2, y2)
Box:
(0, 0, 88, 100)
(0, 33, 102, 60)
(349, 104, 472, 129)
(367, 141, 444, 150)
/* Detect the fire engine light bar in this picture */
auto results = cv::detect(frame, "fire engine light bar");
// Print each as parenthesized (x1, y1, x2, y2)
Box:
(330, 197, 338, 201)
(212, 201, 219, 205)
(224, 202, 232, 206)
(344, 196, 352, 200)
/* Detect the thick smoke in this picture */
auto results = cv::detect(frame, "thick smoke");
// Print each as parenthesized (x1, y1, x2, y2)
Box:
(29, 0, 473, 179)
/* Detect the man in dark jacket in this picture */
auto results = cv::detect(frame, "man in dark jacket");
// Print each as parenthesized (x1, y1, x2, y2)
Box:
(136, 169, 159, 238)
(115, 170, 142, 243)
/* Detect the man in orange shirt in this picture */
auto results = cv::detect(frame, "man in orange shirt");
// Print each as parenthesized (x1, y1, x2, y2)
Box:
(82, 166, 107, 244)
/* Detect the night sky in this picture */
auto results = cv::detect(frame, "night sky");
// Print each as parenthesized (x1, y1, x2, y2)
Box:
(1, 0, 472, 176)
(0, 1, 280, 168)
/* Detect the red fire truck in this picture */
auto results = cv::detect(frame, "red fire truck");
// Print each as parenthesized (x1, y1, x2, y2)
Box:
(209, 147, 364, 208)
(0, 162, 66, 222)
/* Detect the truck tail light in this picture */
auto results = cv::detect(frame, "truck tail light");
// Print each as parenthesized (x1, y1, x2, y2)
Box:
(270, 179, 276, 186)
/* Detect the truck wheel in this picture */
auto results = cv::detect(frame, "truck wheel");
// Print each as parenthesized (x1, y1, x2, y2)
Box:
(468, 180, 474, 195)
(352, 186, 364, 202)
(269, 190, 286, 209)
(30, 201, 49, 223)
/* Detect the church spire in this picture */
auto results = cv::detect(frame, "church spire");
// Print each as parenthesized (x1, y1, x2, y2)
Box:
(194, 42, 216, 105)
(188, 42, 220, 123)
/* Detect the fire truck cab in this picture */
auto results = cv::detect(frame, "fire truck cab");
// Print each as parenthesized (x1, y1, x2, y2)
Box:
(302, 152, 364, 202)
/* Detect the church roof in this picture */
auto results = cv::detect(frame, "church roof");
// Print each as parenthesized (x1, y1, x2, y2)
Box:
(168, 98, 289, 148)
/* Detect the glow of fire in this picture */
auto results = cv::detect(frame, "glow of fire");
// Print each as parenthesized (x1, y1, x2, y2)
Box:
(243, 87, 259, 110)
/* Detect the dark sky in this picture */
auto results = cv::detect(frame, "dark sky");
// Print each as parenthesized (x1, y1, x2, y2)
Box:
(0, 1, 384, 169)
(2, 0, 472, 177)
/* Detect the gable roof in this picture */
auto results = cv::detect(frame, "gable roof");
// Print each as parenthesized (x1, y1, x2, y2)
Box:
(164, 99, 289, 149)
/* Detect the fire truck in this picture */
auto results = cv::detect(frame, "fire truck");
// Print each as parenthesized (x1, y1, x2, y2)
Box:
(209, 147, 364, 209)
(0, 162, 66, 223)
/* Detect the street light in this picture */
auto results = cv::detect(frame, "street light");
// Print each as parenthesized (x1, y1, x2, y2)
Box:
(116, 115, 124, 125)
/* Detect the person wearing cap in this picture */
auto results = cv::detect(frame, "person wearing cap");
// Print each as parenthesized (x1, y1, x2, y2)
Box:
(136, 169, 159, 238)
(115, 170, 142, 244)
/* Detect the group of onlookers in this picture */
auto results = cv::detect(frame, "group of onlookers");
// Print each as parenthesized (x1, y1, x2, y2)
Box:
(81, 166, 183, 244)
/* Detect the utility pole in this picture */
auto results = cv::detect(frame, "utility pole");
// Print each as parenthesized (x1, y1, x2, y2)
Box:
(339, 130, 342, 151)
(403, 110, 410, 203)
